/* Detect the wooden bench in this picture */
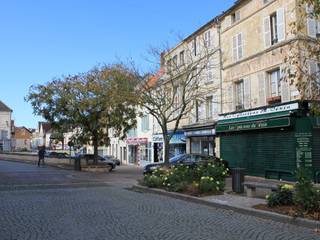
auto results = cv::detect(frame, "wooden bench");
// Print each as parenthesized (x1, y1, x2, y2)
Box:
(265, 169, 294, 180)
(244, 181, 279, 198)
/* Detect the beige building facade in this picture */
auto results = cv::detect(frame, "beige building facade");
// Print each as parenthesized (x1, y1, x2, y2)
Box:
(220, 0, 302, 114)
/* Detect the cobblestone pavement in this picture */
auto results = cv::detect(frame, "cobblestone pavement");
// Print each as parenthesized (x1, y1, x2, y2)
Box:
(0, 186, 319, 240)
(0, 160, 319, 240)
(0, 159, 142, 188)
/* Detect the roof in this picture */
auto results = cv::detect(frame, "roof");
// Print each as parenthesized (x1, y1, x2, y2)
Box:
(0, 100, 12, 112)
(146, 68, 165, 88)
(218, 0, 246, 20)
(38, 122, 51, 133)
(15, 126, 32, 134)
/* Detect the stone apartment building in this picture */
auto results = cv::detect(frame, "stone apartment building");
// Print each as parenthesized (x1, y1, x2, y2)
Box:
(162, 19, 222, 158)
(216, 0, 320, 180)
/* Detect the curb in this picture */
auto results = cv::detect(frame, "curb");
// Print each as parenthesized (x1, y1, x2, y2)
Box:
(132, 185, 320, 230)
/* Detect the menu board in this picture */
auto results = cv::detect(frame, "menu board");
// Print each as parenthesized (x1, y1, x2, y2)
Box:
(295, 132, 313, 168)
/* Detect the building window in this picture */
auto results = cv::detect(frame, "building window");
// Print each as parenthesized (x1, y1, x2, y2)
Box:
(206, 96, 213, 119)
(204, 30, 211, 47)
(270, 12, 278, 45)
(172, 55, 178, 67)
(264, 9, 285, 47)
(233, 33, 243, 62)
(268, 69, 281, 97)
(306, 4, 320, 38)
(235, 80, 244, 110)
(179, 51, 185, 65)
(231, 10, 240, 24)
(308, 61, 320, 97)
(193, 38, 197, 56)
(127, 128, 137, 137)
(141, 115, 149, 132)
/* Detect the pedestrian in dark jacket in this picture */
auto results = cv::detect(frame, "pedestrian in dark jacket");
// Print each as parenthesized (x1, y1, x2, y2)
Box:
(38, 146, 45, 167)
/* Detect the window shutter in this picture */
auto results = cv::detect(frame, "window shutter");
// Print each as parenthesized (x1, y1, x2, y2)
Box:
(280, 66, 290, 102)
(263, 16, 271, 48)
(238, 33, 243, 60)
(232, 35, 237, 62)
(227, 85, 234, 112)
(306, 5, 317, 38)
(258, 73, 266, 106)
(244, 77, 251, 109)
(199, 101, 205, 120)
(276, 8, 286, 42)
(309, 61, 317, 98)
(212, 94, 218, 118)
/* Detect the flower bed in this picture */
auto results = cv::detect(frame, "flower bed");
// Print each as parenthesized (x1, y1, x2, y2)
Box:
(255, 168, 320, 221)
(142, 161, 228, 196)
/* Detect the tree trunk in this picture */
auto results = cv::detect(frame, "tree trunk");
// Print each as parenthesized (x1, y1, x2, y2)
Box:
(93, 138, 98, 165)
(163, 134, 170, 164)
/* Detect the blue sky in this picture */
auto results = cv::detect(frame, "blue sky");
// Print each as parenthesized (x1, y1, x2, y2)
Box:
(0, 0, 235, 128)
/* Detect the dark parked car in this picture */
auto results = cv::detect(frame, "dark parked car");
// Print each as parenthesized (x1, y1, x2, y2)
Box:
(103, 155, 121, 166)
(80, 154, 116, 171)
(143, 154, 218, 175)
(45, 151, 68, 159)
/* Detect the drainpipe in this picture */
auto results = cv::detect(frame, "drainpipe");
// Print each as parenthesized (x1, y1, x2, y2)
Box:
(217, 22, 223, 114)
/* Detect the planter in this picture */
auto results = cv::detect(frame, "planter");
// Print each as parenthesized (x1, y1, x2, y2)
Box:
(267, 96, 281, 104)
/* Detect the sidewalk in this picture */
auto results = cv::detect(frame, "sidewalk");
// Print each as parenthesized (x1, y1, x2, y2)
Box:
(133, 177, 320, 231)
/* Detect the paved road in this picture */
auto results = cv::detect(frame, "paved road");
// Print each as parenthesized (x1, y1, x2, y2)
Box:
(0, 159, 142, 188)
(0, 160, 319, 240)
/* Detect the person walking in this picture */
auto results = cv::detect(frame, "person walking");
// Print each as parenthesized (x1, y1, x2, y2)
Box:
(38, 146, 45, 167)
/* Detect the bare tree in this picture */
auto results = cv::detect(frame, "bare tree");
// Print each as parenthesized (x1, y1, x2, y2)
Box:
(138, 33, 221, 163)
(284, 0, 320, 112)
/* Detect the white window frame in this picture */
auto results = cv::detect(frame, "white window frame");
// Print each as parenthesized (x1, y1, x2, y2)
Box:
(235, 80, 244, 110)
(268, 69, 281, 97)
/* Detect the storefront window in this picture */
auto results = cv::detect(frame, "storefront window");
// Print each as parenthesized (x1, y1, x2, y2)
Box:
(190, 137, 215, 156)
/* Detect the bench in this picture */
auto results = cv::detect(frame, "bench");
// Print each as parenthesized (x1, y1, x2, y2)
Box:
(265, 169, 294, 180)
(244, 181, 279, 198)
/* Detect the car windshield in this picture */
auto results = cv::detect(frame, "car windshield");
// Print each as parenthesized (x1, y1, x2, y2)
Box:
(169, 154, 186, 163)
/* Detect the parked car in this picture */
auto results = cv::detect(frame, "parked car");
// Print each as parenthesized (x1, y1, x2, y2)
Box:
(45, 151, 68, 159)
(143, 154, 218, 175)
(79, 154, 116, 171)
(103, 155, 121, 166)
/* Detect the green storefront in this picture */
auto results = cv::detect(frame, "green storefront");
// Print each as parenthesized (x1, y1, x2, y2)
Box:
(216, 101, 320, 182)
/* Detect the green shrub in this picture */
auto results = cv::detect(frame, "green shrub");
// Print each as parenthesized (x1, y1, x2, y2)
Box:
(294, 168, 320, 212)
(199, 176, 224, 194)
(143, 174, 163, 188)
(142, 162, 227, 195)
(266, 184, 294, 207)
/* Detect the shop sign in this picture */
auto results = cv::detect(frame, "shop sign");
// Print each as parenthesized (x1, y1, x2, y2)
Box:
(219, 103, 299, 122)
(126, 138, 148, 145)
(216, 117, 291, 133)
(152, 133, 186, 144)
(184, 129, 216, 137)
